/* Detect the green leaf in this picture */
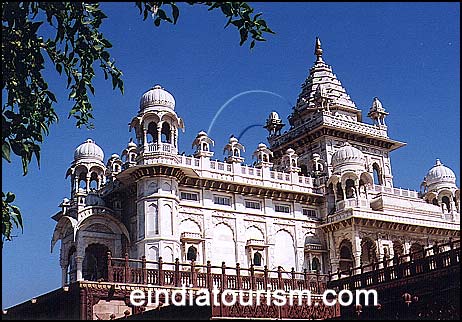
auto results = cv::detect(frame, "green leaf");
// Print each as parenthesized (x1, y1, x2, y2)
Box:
(56, 63, 62, 74)
(45, 90, 57, 103)
(5, 192, 15, 203)
(171, 4, 179, 24)
(154, 17, 161, 27)
(2, 142, 11, 162)
(101, 51, 110, 61)
(157, 9, 172, 23)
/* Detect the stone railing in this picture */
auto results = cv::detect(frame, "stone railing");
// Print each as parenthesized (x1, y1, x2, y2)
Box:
(144, 142, 178, 155)
(270, 112, 389, 147)
(336, 198, 370, 211)
(106, 254, 329, 295)
(138, 147, 320, 195)
(246, 239, 266, 247)
(176, 155, 319, 194)
(329, 239, 460, 287)
(368, 184, 419, 199)
(322, 113, 388, 138)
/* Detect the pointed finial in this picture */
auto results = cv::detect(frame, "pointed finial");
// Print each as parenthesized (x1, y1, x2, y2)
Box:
(315, 37, 323, 62)
(435, 158, 442, 166)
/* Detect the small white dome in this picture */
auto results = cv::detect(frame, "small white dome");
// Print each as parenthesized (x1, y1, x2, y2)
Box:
(74, 139, 104, 162)
(140, 84, 175, 110)
(258, 143, 267, 149)
(424, 159, 457, 189)
(110, 153, 120, 159)
(127, 140, 137, 149)
(268, 111, 281, 120)
(331, 142, 365, 171)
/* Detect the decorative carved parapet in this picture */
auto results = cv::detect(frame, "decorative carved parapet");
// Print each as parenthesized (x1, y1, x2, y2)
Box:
(180, 232, 203, 242)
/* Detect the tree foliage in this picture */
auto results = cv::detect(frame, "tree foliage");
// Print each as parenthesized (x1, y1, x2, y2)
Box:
(135, 2, 275, 48)
(1, 2, 274, 244)
(2, 192, 22, 247)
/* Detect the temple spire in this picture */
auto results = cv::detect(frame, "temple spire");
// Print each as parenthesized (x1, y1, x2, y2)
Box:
(315, 37, 323, 62)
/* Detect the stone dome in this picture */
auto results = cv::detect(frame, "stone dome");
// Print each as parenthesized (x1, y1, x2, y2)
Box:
(74, 139, 104, 162)
(424, 159, 457, 190)
(140, 85, 175, 110)
(331, 142, 365, 172)
(268, 111, 281, 120)
(110, 153, 120, 159)
(127, 140, 137, 149)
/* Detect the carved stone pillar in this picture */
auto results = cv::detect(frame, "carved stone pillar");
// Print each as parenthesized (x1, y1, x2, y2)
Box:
(76, 256, 84, 281)
(86, 174, 90, 193)
(170, 129, 174, 145)
(61, 266, 68, 286)
(157, 125, 162, 144)
(143, 129, 147, 147)
(341, 183, 347, 200)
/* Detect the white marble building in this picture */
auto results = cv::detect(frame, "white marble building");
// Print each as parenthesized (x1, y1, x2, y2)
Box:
(51, 38, 460, 286)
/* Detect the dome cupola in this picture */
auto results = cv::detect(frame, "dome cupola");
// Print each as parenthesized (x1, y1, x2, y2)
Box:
(74, 139, 104, 162)
(424, 159, 457, 191)
(139, 84, 175, 110)
(331, 142, 365, 173)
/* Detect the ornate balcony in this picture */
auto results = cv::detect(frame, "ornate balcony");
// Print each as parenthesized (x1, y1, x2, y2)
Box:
(144, 142, 178, 155)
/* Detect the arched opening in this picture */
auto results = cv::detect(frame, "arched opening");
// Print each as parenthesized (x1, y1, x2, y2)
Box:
(291, 159, 296, 167)
(161, 122, 171, 143)
(410, 243, 424, 261)
(253, 251, 262, 266)
(233, 148, 239, 157)
(336, 183, 344, 201)
(316, 163, 323, 171)
(263, 154, 268, 162)
(441, 196, 451, 212)
(327, 183, 336, 214)
(147, 122, 157, 143)
(373, 163, 383, 185)
(311, 257, 321, 272)
(300, 164, 308, 176)
(78, 172, 87, 190)
(360, 238, 378, 266)
(345, 179, 356, 199)
(67, 246, 77, 284)
(186, 245, 197, 261)
(358, 179, 367, 198)
(273, 230, 295, 270)
(392, 240, 404, 263)
(202, 142, 208, 151)
(339, 239, 354, 271)
(211, 223, 236, 265)
(432, 198, 439, 206)
(89, 172, 98, 190)
(83, 243, 109, 281)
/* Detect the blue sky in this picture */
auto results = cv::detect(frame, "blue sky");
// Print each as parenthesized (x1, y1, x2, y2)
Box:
(2, 2, 460, 308)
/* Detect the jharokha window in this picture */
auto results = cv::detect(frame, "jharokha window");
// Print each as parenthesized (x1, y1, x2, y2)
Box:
(253, 251, 262, 266)
(187, 245, 198, 261)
